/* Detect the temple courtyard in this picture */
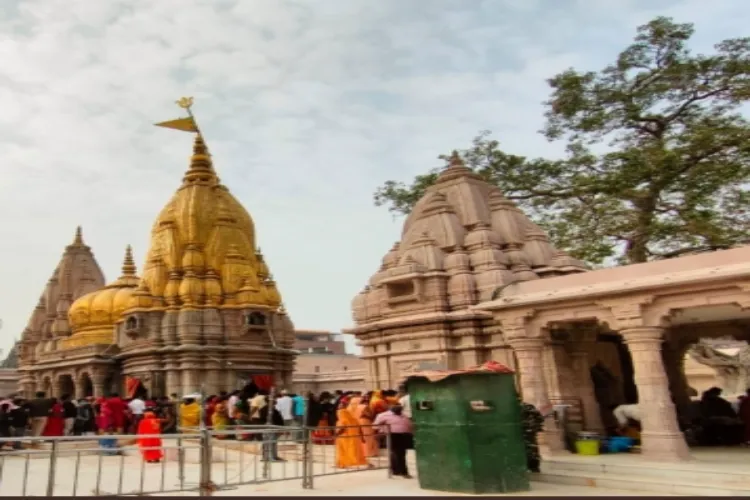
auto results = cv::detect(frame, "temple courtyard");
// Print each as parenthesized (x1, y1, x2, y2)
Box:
(1, 444, 748, 496)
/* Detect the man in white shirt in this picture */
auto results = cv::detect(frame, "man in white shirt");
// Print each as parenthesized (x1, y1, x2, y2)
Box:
(128, 395, 146, 432)
(228, 391, 239, 423)
(275, 390, 294, 427)
(613, 403, 640, 428)
(398, 387, 411, 419)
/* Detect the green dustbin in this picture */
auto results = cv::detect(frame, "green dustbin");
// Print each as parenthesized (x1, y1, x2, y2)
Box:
(405, 371, 530, 494)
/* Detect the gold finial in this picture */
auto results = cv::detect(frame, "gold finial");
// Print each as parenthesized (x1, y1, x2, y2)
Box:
(73, 226, 84, 246)
(121, 245, 137, 277)
(176, 97, 194, 110)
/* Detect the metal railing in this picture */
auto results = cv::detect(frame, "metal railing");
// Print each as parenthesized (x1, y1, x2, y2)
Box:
(0, 423, 391, 496)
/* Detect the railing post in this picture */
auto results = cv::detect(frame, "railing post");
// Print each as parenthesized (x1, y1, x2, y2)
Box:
(199, 428, 213, 496)
(302, 427, 313, 489)
(177, 435, 185, 488)
(386, 427, 393, 479)
(46, 440, 58, 496)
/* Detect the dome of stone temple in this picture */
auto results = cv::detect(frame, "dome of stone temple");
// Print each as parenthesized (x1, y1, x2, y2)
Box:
(352, 152, 587, 323)
(124, 133, 281, 313)
(65, 246, 140, 348)
(18, 227, 106, 362)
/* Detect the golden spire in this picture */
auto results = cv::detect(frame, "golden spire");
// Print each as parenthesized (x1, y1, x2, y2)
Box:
(121, 245, 137, 277)
(72, 226, 84, 246)
(154, 97, 217, 184)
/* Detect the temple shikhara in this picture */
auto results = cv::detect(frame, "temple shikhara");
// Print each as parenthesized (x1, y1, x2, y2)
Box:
(16, 99, 296, 399)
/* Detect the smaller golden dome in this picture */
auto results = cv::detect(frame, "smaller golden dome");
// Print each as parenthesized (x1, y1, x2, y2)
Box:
(64, 245, 140, 349)
(127, 282, 154, 311)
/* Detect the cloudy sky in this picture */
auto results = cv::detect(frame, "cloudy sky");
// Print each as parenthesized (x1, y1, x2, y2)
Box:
(0, 0, 745, 357)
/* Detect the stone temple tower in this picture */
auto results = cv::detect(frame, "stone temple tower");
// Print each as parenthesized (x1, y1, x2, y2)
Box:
(348, 153, 587, 389)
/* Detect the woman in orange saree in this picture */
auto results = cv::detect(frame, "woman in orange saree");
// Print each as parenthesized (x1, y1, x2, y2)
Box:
(355, 394, 379, 457)
(137, 411, 163, 463)
(334, 401, 369, 469)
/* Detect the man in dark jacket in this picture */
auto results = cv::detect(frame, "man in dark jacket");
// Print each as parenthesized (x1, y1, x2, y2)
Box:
(258, 395, 285, 462)
(521, 401, 545, 473)
(28, 392, 53, 437)
(61, 394, 77, 436)
(10, 398, 29, 449)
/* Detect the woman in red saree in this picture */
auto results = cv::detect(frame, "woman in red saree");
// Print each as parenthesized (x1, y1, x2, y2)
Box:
(311, 393, 335, 445)
(43, 399, 65, 437)
(137, 411, 163, 463)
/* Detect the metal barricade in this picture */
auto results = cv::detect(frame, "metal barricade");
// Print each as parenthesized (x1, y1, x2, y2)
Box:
(206, 425, 306, 490)
(0, 433, 201, 496)
(0, 423, 393, 496)
(302, 423, 391, 489)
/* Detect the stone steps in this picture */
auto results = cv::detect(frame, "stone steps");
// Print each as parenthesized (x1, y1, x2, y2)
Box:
(537, 458, 750, 496)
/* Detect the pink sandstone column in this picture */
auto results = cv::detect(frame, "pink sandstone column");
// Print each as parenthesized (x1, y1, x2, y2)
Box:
(621, 327, 691, 461)
(92, 371, 107, 398)
(569, 340, 604, 432)
(508, 337, 565, 455)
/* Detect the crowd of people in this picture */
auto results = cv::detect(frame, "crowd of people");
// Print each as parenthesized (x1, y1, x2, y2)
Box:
(611, 386, 750, 447)
(0, 384, 546, 478)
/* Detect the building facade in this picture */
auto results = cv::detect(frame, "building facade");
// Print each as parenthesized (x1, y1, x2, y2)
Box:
(17, 130, 296, 399)
(291, 329, 365, 392)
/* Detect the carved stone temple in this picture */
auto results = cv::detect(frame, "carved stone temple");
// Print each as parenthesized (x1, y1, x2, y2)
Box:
(17, 129, 296, 399)
(348, 152, 750, 463)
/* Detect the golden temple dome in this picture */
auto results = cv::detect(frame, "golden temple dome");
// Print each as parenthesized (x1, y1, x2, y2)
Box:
(132, 132, 280, 310)
(64, 246, 140, 348)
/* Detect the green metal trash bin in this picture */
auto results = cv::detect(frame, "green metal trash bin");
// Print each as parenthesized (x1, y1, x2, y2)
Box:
(405, 371, 530, 494)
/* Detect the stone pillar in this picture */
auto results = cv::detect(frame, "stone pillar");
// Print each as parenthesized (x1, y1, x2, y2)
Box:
(165, 358, 181, 397)
(75, 376, 87, 400)
(181, 369, 199, 395)
(92, 371, 107, 398)
(19, 375, 36, 399)
(569, 337, 604, 432)
(545, 336, 583, 428)
(507, 337, 565, 455)
(53, 376, 64, 398)
(621, 327, 691, 461)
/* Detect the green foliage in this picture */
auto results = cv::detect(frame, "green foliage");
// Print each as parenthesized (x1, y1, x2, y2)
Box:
(373, 17, 750, 265)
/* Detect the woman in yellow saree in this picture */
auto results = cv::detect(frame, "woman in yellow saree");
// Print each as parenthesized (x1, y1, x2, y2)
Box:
(212, 398, 229, 439)
(335, 400, 370, 469)
(179, 397, 201, 431)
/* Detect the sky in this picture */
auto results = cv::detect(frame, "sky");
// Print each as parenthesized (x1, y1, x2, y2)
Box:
(0, 0, 746, 357)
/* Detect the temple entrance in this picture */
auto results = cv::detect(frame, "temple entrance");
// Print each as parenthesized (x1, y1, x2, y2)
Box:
(668, 315, 750, 449)
(41, 377, 52, 396)
(79, 373, 93, 398)
(586, 332, 637, 432)
(58, 374, 75, 397)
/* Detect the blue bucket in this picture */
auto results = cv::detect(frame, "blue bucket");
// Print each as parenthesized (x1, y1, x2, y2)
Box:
(607, 436, 634, 453)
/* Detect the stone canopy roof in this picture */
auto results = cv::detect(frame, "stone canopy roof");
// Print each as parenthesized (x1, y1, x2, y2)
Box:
(352, 153, 587, 325)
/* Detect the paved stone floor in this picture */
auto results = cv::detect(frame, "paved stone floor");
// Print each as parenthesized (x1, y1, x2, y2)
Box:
(0, 442, 671, 496)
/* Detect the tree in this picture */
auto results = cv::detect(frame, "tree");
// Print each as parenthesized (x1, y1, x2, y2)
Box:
(374, 17, 750, 265)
